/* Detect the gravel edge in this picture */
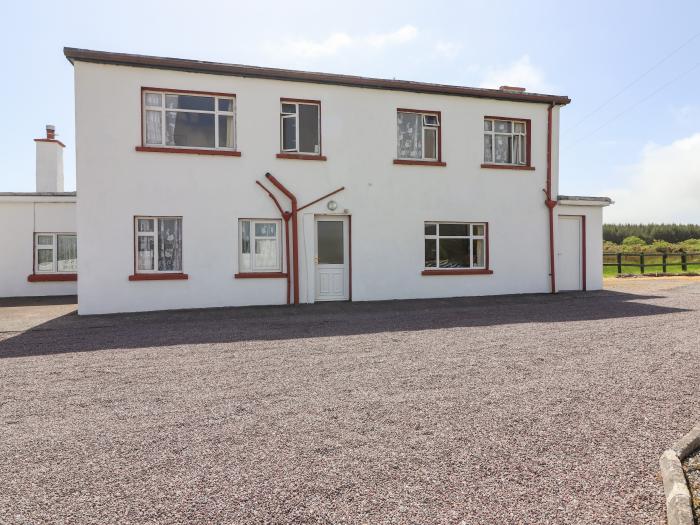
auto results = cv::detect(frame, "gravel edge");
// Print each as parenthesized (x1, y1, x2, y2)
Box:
(661, 423, 700, 525)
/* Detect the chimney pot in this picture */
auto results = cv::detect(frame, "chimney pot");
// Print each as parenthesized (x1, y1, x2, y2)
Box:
(46, 124, 56, 140)
(499, 85, 527, 93)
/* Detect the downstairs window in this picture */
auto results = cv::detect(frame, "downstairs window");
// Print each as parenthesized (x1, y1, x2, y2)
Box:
(34, 233, 77, 273)
(135, 217, 183, 273)
(424, 222, 486, 269)
(239, 219, 282, 273)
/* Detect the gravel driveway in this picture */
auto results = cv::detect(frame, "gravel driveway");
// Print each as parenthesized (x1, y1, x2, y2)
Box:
(1, 280, 699, 524)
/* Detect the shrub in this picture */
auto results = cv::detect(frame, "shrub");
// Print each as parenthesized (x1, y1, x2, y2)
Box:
(622, 236, 646, 246)
(604, 223, 700, 243)
(652, 240, 672, 253)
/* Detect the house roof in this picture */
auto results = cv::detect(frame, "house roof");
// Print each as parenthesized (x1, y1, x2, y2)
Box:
(0, 192, 77, 197)
(63, 47, 571, 106)
(558, 195, 613, 206)
(0, 192, 77, 203)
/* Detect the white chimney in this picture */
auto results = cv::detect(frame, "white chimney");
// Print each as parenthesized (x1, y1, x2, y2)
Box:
(35, 124, 65, 192)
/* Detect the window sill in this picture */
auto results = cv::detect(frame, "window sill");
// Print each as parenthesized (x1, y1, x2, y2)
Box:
(481, 163, 535, 171)
(276, 153, 327, 161)
(235, 272, 288, 279)
(394, 159, 447, 167)
(129, 273, 189, 281)
(27, 273, 77, 282)
(421, 269, 493, 276)
(135, 146, 241, 157)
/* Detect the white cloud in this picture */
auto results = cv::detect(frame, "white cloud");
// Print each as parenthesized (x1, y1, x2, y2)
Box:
(432, 40, 461, 59)
(265, 25, 418, 59)
(604, 133, 700, 223)
(365, 25, 417, 48)
(478, 55, 550, 92)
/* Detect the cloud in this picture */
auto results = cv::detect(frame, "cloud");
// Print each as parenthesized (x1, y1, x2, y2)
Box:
(603, 133, 700, 223)
(365, 25, 417, 48)
(432, 40, 461, 59)
(478, 55, 550, 92)
(265, 25, 418, 59)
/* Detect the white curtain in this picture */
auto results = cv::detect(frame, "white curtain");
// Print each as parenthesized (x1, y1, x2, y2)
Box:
(145, 111, 162, 145)
(254, 239, 278, 270)
(397, 112, 422, 159)
(57, 235, 77, 272)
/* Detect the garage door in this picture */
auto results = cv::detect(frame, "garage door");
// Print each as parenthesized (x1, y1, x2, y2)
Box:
(557, 216, 583, 291)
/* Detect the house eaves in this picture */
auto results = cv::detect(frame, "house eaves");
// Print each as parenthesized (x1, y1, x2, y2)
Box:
(64, 47, 571, 106)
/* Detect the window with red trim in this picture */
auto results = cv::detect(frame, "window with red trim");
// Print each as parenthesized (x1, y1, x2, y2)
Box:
(424, 222, 487, 270)
(280, 100, 321, 155)
(135, 217, 183, 274)
(483, 118, 528, 166)
(34, 233, 77, 274)
(143, 90, 236, 151)
(397, 110, 441, 162)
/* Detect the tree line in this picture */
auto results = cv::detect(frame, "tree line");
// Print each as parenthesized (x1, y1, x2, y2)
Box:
(603, 224, 700, 244)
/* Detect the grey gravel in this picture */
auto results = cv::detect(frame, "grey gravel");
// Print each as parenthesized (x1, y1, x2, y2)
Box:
(683, 448, 700, 522)
(1, 280, 699, 524)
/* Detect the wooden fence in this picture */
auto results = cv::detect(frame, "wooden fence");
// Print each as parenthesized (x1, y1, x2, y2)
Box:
(603, 252, 700, 274)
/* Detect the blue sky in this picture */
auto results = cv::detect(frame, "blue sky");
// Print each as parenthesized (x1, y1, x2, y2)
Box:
(2, 0, 700, 222)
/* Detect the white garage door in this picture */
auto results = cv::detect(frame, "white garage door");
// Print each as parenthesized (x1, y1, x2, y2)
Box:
(557, 216, 583, 291)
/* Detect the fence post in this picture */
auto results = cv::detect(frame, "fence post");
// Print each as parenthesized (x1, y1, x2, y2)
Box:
(682, 253, 688, 272)
(662, 253, 667, 273)
(617, 253, 622, 274)
(640, 253, 645, 274)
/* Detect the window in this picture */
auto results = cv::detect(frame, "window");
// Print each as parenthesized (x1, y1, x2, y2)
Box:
(424, 222, 486, 269)
(239, 220, 282, 273)
(143, 90, 235, 150)
(280, 100, 321, 155)
(397, 110, 441, 162)
(34, 233, 77, 273)
(483, 118, 528, 165)
(135, 217, 183, 273)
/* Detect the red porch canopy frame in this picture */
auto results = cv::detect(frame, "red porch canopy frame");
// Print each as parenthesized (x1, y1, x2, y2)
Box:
(256, 173, 344, 304)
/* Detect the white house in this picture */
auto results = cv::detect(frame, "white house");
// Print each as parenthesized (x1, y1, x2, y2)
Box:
(0, 126, 77, 297)
(2, 48, 612, 314)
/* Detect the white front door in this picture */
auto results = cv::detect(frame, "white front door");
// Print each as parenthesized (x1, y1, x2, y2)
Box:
(557, 215, 583, 291)
(315, 216, 349, 301)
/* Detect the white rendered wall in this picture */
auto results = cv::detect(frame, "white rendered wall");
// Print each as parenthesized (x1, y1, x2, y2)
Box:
(35, 141, 65, 192)
(0, 201, 77, 297)
(74, 62, 563, 314)
(556, 204, 604, 291)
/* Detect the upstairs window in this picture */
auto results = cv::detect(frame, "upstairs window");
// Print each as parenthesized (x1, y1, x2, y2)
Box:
(143, 90, 235, 150)
(397, 111, 441, 161)
(280, 100, 321, 155)
(35, 233, 77, 273)
(239, 219, 282, 273)
(424, 222, 486, 269)
(483, 118, 528, 165)
(135, 217, 183, 273)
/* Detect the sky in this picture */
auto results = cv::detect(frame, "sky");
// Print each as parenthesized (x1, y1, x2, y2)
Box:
(2, 0, 700, 223)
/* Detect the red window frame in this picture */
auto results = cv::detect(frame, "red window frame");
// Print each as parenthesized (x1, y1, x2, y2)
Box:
(136, 87, 241, 157)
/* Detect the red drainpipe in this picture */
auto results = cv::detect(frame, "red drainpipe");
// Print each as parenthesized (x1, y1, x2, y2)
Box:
(545, 102, 557, 294)
(266, 173, 300, 305)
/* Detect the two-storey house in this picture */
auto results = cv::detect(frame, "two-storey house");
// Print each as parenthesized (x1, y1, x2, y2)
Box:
(63, 48, 610, 315)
